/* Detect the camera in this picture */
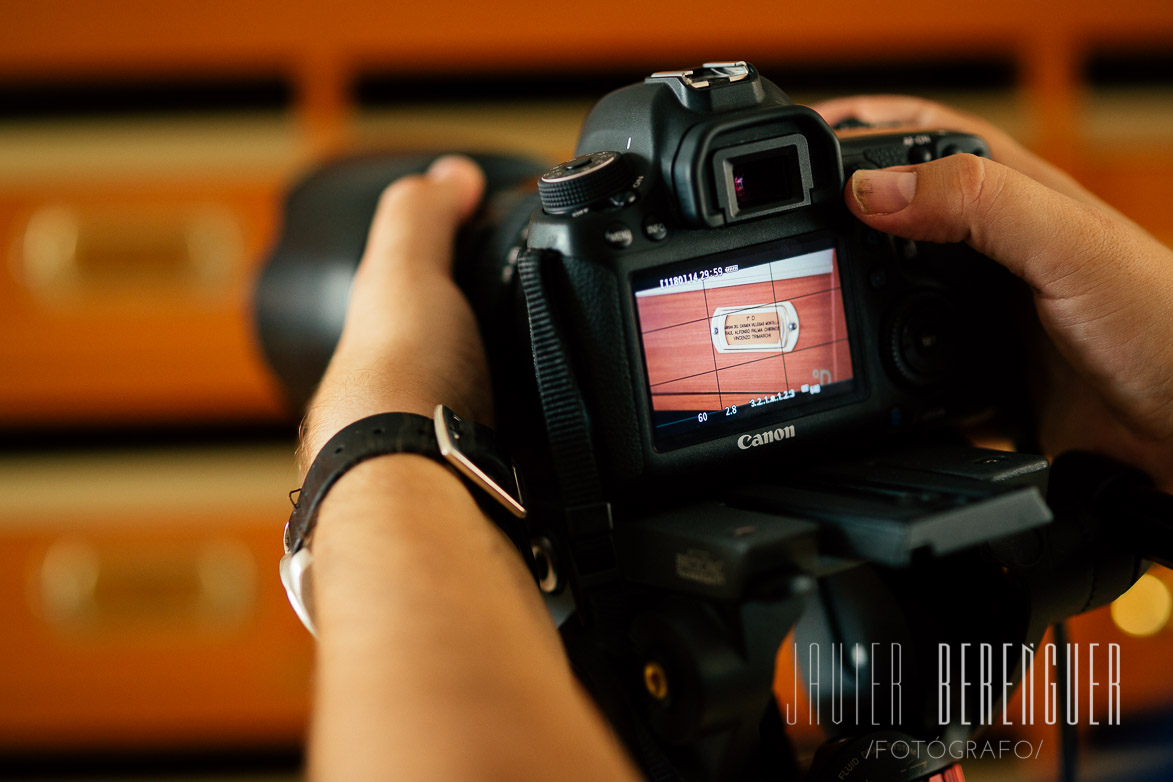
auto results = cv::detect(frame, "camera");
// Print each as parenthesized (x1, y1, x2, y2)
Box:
(257, 62, 1167, 782)
(463, 61, 1019, 510)
(258, 61, 1018, 505)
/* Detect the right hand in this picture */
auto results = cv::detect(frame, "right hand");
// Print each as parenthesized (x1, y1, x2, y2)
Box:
(813, 96, 1173, 489)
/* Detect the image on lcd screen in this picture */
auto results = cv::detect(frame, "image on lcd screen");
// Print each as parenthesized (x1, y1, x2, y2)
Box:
(634, 241, 854, 445)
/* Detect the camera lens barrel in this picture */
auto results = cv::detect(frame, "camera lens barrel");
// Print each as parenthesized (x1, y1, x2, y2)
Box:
(538, 151, 634, 213)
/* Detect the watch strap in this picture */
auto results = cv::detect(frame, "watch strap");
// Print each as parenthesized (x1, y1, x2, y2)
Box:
(280, 407, 527, 636)
(284, 412, 437, 555)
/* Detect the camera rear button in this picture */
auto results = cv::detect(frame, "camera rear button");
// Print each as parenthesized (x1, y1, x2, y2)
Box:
(609, 189, 638, 208)
(604, 222, 634, 248)
(642, 216, 669, 242)
(862, 228, 886, 252)
(908, 145, 934, 164)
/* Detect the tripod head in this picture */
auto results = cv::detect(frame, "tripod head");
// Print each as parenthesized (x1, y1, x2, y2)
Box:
(554, 445, 1166, 781)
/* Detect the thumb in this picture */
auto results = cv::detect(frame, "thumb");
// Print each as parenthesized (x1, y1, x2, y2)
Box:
(846, 154, 1128, 300)
(847, 155, 1173, 440)
(364, 154, 487, 278)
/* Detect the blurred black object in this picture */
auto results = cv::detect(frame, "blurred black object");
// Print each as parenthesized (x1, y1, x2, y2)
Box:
(254, 152, 545, 414)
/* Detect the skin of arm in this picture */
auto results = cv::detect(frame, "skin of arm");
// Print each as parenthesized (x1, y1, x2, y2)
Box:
(299, 157, 643, 782)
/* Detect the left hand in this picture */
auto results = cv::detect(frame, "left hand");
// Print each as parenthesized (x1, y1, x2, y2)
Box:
(299, 155, 490, 474)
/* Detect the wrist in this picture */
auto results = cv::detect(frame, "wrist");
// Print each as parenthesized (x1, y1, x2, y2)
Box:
(301, 369, 493, 477)
(300, 391, 440, 477)
(312, 453, 479, 553)
(281, 407, 528, 637)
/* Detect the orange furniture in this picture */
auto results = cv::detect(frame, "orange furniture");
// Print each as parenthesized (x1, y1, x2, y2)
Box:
(1, 0, 1171, 756)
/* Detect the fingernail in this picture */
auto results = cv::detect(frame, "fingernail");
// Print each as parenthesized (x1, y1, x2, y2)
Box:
(852, 170, 917, 215)
(426, 154, 473, 183)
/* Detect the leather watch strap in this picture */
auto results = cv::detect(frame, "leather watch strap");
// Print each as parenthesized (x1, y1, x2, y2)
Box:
(284, 412, 437, 556)
(280, 406, 526, 636)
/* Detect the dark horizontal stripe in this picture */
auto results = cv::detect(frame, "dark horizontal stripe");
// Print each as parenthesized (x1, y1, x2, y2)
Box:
(0, 75, 291, 120)
(1085, 50, 1173, 87)
(0, 419, 292, 454)
(355, 57, 1018, 107)
(0, 57, 1025, 121)
(0, 744, 302, 778)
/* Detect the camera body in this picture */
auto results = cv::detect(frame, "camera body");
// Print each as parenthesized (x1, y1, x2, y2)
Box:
(514, 62, 1016, 499)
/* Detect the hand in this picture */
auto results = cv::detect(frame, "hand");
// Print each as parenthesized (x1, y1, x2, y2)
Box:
(299, 155, 490, 473)
(293, 157, 642, 782)
(813, 96, 1173, 489)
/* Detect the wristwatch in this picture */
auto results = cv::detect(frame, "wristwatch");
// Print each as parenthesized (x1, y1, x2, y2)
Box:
(280, 405, 526, 636)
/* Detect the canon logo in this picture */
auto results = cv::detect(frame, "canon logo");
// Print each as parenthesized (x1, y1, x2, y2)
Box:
(737, 424, 797, 450)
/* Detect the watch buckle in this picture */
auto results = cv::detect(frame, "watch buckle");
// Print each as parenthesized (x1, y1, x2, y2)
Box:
(434, 405, 526, 519)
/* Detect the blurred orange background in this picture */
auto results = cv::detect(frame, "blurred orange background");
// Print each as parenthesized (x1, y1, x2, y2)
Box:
(1, 1, 1172, 778)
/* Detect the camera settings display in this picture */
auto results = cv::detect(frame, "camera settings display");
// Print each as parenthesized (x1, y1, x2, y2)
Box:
(633, 233, 857, 449)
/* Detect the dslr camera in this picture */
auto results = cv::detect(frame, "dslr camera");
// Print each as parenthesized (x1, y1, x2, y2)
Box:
(259, 62, 1161, 781)
(499, 60, 1012, 503)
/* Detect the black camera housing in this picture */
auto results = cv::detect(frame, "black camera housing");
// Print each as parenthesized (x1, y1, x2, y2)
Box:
(518, 62, 1017, 498)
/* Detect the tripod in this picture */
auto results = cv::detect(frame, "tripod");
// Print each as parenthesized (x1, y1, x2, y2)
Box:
(547, 446, 1171, 782)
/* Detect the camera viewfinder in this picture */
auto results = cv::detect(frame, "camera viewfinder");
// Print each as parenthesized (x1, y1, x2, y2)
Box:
(713, 135, 812, 223)
(732, 148, 797, 209)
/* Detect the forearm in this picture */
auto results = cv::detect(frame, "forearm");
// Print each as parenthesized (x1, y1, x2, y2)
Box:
(307, 455, 641, 782)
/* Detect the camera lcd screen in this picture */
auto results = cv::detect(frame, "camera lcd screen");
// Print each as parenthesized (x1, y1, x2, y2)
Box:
(633, 235, 856, 450)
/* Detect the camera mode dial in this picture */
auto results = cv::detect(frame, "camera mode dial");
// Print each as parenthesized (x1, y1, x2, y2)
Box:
(539, 151, 634, 214)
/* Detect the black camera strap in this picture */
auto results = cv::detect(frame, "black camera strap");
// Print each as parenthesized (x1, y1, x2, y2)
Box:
(517, 249, 617, 587)
(519, 249, 692, 779)
(517, 249, 604, 504)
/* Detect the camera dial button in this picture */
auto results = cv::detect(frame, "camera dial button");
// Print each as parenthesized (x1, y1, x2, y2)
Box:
(642, 216, 669, 242)
(562, 156, 595, 172)
(604, 222, 634, 249)
(908, 145, 934, 164)
(609, 189, 638, 208)
(539, 151, 635, 214)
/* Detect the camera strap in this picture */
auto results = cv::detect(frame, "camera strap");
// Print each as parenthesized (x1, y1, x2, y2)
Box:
(520, 249, 700, 779)
(517, 249, 617, 587)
